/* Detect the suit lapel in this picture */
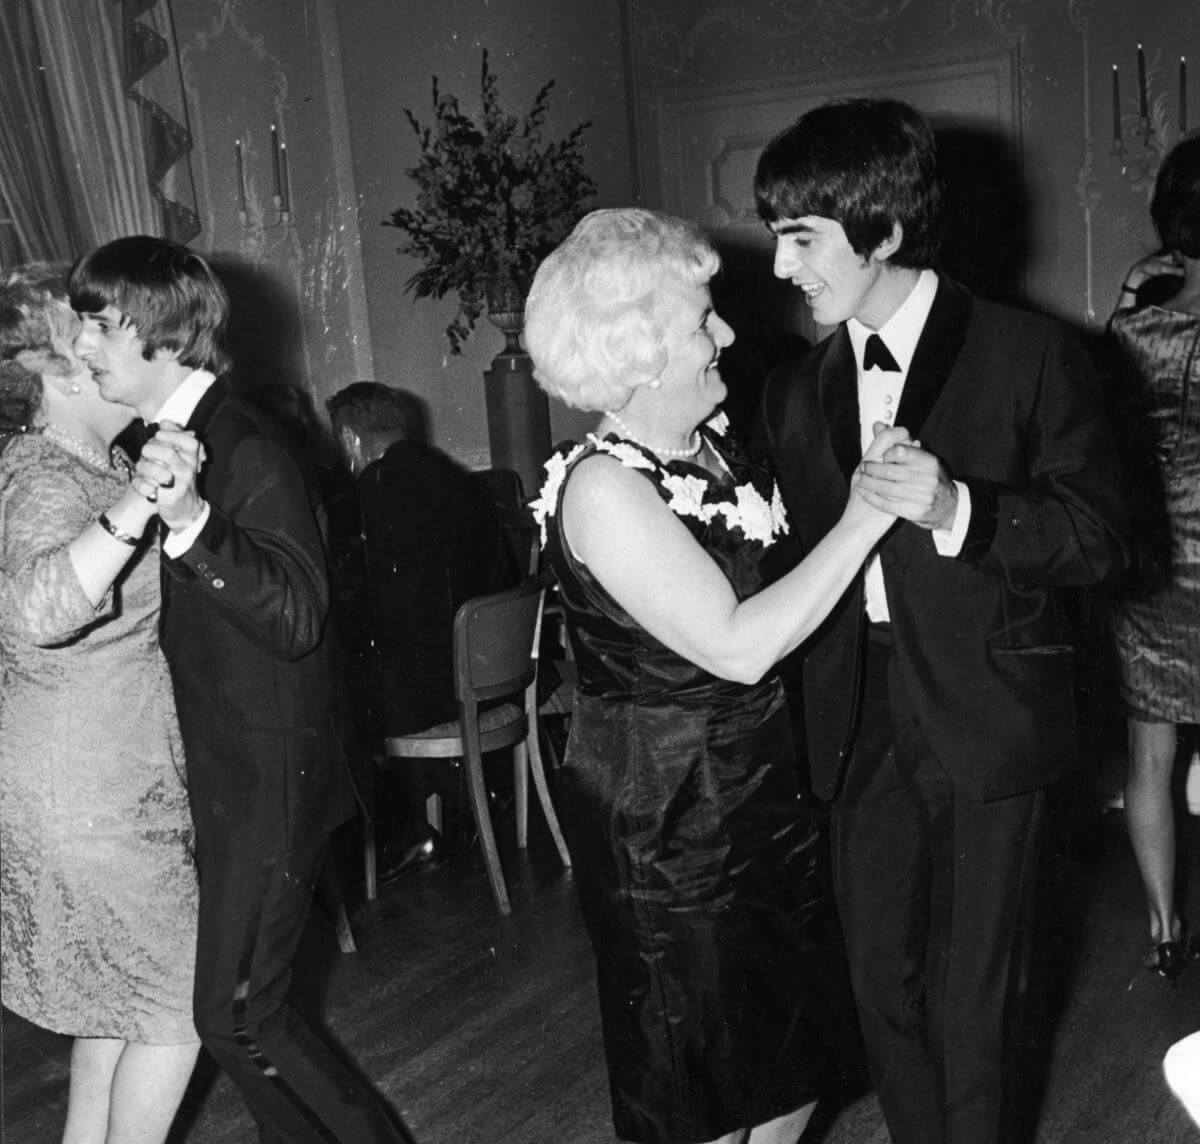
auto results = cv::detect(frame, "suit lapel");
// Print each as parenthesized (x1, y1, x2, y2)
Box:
(819, 326, 861, 484)
(896, 274, 972, 437)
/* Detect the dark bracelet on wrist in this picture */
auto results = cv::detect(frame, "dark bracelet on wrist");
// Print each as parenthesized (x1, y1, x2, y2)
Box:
(1120, 282, 1140, 294)
(98, 512, 139, 547)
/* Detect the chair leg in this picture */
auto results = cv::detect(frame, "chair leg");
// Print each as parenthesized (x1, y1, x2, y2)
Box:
(363, 755, 379, 903)
(514, 742, 530, 848)
(526, 718, 572, 869)
(317, 860, 358, 954)
(425, 792, 443, 834)
(464, 746, 512, 915)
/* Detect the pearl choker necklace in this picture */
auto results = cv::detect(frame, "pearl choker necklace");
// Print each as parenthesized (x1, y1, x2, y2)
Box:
(38, 422, 113, 471)
(604, 411, 702, 459)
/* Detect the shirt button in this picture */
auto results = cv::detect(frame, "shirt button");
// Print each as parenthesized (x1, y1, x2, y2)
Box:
(882, 410, 894, 421)
(212, 578, 226, 589)
(883, 395, 894, 405)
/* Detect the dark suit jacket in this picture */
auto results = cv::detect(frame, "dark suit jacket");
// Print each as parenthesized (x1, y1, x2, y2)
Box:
(352, 442, 518, 737)
(160, 377, 355, 854)
(758, 276, 1130, 803)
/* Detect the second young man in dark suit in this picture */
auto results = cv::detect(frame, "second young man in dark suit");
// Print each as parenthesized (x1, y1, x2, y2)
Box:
(326, 381, 518, 875)
(753, 100, 1129, 1144)
(70, 237, 405, 1143)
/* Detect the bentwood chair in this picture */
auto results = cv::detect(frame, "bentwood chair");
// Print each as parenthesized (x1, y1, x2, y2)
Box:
(362, 579, 571, 914)
(474, 467, 540, 577)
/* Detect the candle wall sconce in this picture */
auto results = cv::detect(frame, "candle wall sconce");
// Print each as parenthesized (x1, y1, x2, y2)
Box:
(234, 127, 294, 231)
(1110, 45, 1187, 195)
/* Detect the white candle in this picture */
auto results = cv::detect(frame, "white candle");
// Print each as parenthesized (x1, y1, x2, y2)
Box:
(235, 139, 247, 212)
(270, 124, 282, 200)
(280, 144, 291, 213)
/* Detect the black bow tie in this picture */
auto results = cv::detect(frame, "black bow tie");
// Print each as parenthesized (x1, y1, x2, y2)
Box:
(862, 333, 900, 373)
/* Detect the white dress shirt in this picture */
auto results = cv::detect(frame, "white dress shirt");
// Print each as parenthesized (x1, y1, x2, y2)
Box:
(151, 369, 216, 557)
(847, 271, 970, 623)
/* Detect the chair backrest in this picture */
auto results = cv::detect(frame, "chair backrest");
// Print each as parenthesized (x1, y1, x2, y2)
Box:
(473, 467, 525, 509)
(452, 579, 544, 705)
(474, 467, 540, 577)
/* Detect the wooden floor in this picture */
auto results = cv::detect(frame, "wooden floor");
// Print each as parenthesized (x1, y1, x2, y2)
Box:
(3, 779, 1199, 1144)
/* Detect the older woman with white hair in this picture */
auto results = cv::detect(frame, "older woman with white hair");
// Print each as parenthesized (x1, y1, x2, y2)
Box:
(526, 208, 908, 1144)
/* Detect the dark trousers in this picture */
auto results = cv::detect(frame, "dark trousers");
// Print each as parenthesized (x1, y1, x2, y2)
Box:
(829, 636, 1044, 1144)
(193, 829, 405, 1143)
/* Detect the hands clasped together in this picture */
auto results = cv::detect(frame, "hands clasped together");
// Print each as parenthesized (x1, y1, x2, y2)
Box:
(133, 421, 207, 532)
(852, 422, 959, 533)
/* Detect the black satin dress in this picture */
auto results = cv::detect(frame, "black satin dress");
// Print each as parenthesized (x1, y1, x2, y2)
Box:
(538, 425, 836, 1144)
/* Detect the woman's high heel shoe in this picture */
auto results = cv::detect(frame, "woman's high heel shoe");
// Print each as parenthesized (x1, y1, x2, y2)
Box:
(1152, 939, 1188, 983)
(1146, 926, 1191, 984)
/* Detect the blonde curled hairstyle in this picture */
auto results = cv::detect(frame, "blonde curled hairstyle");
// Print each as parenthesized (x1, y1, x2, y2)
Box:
(524, 209, 721, 412)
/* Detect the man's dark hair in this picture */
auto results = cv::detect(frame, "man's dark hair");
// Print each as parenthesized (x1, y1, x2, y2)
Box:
(68, 235, 231, 374)
(1151, 133, 1200, 258)
(326, 382, 424, 443)
(754, 98, 943, 268)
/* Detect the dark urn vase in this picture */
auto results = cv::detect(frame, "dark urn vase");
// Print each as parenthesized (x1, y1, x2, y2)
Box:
(482, 277, 552, 498)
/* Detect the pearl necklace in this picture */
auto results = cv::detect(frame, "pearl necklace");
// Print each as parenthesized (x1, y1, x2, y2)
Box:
(38, 422, 114, 471)
(604, 411, 702, 459)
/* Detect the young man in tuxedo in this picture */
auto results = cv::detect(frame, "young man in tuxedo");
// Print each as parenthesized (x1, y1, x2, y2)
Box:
(70, 236, 405, 1143)
(753, 100, 1129, 1144)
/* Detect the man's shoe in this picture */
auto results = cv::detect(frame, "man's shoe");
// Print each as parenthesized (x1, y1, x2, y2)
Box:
(377, 830, 448, 884)
(488, 788, 514, 819)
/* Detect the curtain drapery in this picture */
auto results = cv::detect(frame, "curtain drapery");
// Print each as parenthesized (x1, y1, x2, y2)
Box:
(0, 0, 198, 267)
(0, 1, 88, 262)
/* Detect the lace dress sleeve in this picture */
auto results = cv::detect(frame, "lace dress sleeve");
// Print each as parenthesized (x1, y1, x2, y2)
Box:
(0, 447, 116, 646)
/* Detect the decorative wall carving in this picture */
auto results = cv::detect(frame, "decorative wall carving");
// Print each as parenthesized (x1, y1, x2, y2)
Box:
(177, 0, 291, 261)
(948, 0, 1033, 37)
(628, 0, 917, 88)
(654, 49, 1018, 223)
(170, 0, 372, 399)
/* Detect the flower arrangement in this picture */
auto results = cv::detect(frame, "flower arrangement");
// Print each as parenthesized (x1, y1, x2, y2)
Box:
(384, 50, 596, 354)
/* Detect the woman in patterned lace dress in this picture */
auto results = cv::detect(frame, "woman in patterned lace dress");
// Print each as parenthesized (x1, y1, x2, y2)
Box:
(1109, 135, 1200, 983)
(0, 265, 200, 1143)
(524, 210, 909, 1144)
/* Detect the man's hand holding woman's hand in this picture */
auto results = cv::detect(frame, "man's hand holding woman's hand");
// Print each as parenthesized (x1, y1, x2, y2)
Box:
(855, 421, 958, 531)
(845, 425, 911, 535)
(134, 421, 207, 531)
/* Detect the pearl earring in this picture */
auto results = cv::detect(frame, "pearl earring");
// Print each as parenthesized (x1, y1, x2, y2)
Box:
(649, 379, 661, 389)
(70, 383, 81, 393)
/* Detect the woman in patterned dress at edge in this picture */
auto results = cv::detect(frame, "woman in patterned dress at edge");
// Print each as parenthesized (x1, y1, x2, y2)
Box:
(1109, 135, 1200, 983)
(0, 265, 201, 1143)
(524, 209, 908, 1144)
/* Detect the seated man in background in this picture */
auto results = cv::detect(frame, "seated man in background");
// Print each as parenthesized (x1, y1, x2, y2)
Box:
(327, 382, 519, 880)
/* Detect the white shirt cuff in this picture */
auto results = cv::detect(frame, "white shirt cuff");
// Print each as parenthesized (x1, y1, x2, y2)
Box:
(162, 502, 212, 558)
(932, 481, 970, 556)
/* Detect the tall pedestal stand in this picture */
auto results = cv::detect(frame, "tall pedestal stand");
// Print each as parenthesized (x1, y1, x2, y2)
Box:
(483, 284, 551, 497)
